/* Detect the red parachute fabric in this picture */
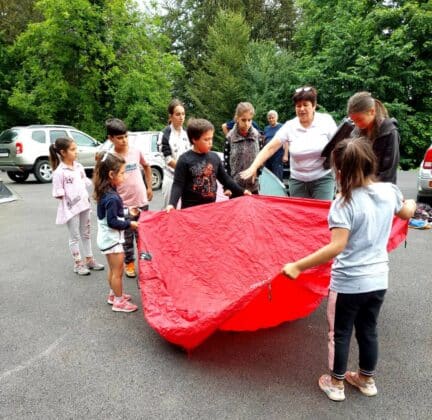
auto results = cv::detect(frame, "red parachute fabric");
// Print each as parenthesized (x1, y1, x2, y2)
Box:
(137, 195, 408, 350)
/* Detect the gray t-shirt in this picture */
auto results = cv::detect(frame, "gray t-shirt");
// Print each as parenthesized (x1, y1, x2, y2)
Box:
(328, 183, 403, 294)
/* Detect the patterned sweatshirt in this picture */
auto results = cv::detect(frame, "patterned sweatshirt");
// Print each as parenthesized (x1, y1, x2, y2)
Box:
(224, 125, 261, 193)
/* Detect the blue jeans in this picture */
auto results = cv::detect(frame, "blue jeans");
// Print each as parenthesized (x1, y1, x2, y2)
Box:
(265, 159, 284, 181)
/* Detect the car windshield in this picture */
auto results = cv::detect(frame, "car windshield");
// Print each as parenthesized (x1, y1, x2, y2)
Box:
(0, 129, 19, 144)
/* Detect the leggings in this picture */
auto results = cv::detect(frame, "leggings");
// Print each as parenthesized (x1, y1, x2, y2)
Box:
(327, 289, 386, 380)
(66, 209, 92, 263)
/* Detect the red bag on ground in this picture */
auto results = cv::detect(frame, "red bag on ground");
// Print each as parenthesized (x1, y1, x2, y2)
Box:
(137, 195, 408, 350)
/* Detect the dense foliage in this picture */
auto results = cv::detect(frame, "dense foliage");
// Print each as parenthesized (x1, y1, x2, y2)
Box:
(0, 0, 430, 165)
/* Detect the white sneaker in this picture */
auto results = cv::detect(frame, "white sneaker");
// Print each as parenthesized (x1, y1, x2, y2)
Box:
(318, 374, 345, 401)
(74, 264, 90, 276)
(345, 371, 377, 396)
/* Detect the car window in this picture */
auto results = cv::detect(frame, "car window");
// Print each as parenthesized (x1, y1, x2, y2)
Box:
(70, 130, 96, 147)
(49, 130, 68, 144)
(31, 130, 46, 144)
(0, 129, 18, 144)
(151, 134, 158, 153)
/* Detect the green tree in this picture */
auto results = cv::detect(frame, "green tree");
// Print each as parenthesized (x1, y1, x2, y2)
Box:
(0, 0, 42, 43)
(7, 0, 182, 138)
(294, 0, 432, 166)
(187, 9, 250, 149)
(161, 0, 296, 97)
(243, 41, 300, 126)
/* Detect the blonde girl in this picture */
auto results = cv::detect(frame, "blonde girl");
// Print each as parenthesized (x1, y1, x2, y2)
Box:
(223, 102, 261, 194)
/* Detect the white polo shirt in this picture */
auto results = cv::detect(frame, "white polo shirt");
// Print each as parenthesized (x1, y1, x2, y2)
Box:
(275, 112, 337, 182)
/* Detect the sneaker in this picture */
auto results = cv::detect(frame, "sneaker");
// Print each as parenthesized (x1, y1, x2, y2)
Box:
(74, 264, 90, 276)
(112, 297, 138, 313)
(107, 293, 132, 305)
(125, 262, 136, 278)
(318, 374, 345, 402)
(345, 371, 377, 396)
(86, 258, 104, 271)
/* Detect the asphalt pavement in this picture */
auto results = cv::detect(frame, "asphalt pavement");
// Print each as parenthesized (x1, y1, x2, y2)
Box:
(0, 171, 430, 419)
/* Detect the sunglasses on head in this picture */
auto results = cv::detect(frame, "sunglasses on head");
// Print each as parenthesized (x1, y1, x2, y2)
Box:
(295, 86, 312, 93)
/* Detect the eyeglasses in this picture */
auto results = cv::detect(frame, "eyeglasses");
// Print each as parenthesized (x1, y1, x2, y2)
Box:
(295, 86, 312, 93)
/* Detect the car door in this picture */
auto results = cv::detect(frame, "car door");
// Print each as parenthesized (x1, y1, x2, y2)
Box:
(69, 130, 99, 168)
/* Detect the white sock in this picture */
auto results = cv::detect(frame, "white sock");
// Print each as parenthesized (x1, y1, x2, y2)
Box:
(114, 295, 122, 304)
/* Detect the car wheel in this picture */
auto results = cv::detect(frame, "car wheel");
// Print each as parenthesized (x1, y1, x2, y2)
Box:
(34, 159, 53, 183)
(151, 167, 163, 190)
(7, 170, 30, 183)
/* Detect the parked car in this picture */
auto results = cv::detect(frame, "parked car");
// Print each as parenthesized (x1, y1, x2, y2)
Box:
(99, 131, 164, 190)
(417, 143, 432, 203)
(0, 125, 100, 183)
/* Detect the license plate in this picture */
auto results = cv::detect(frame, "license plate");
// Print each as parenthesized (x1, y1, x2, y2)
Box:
(0, 152, 9, 157)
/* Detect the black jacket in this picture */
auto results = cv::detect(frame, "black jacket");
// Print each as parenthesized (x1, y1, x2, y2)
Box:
(353, 118, 400, 184)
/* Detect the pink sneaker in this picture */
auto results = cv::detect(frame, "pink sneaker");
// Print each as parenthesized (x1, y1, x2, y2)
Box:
(107, 293, 132, 305)
(112, 297, 138, 313)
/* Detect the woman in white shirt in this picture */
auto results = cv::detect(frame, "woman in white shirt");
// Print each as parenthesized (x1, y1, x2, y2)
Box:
(241, 86, 337, 199)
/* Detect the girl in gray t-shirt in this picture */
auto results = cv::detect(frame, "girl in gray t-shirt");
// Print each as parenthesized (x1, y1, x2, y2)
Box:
(281, 137, 416, 402)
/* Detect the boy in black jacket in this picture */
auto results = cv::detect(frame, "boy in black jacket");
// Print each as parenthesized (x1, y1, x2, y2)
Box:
(166, 119, 250, 211)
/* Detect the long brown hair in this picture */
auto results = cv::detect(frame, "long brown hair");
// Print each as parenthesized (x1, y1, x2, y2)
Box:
(93, 151, 125, 202)
(49, 137, 74, 170)
(347, 91, 388, 141)
(332, 137, 377, 204)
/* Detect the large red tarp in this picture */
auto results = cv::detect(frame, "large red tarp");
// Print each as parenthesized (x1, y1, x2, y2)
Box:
(137, 195, 408, 350)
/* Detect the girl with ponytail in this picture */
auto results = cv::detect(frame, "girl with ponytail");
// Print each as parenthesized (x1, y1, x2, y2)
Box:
(281, 137, 415, 401)
(347, 91, 400, 184)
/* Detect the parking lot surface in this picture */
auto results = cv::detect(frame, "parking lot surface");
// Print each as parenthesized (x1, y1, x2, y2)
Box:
(0, 171, 430, 419)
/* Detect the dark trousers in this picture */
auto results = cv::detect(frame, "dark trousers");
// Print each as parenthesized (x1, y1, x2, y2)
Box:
(327, 289, 386, 380)
(265, 159, 284, 181)
(123, 205, 148, 264)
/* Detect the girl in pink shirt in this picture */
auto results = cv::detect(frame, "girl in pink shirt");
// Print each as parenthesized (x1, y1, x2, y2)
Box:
(49, 138, 104, 276)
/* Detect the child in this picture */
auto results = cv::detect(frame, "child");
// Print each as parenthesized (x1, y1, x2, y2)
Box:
(347, 91, 400, 184)
(93, 151, 139, 313)
(281, 137, 416, 402)
(49, 138, 104, 276)
(166, 118, 250, 211)
(106, 118, 153, 278)
(158, 99, 190, 208)
(224, 102, 261, 194)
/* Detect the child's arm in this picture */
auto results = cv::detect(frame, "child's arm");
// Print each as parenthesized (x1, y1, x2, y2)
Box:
(166, 156, 187, 212)
(396, 199, 416, 220)
(282, 227, 349, 279)
(52, 170, 64, 199)
(143, 165, 153, 200)
(106, 197, 131, 231)
(160, 129, 176, 169)
(216, 159, 245, 198)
